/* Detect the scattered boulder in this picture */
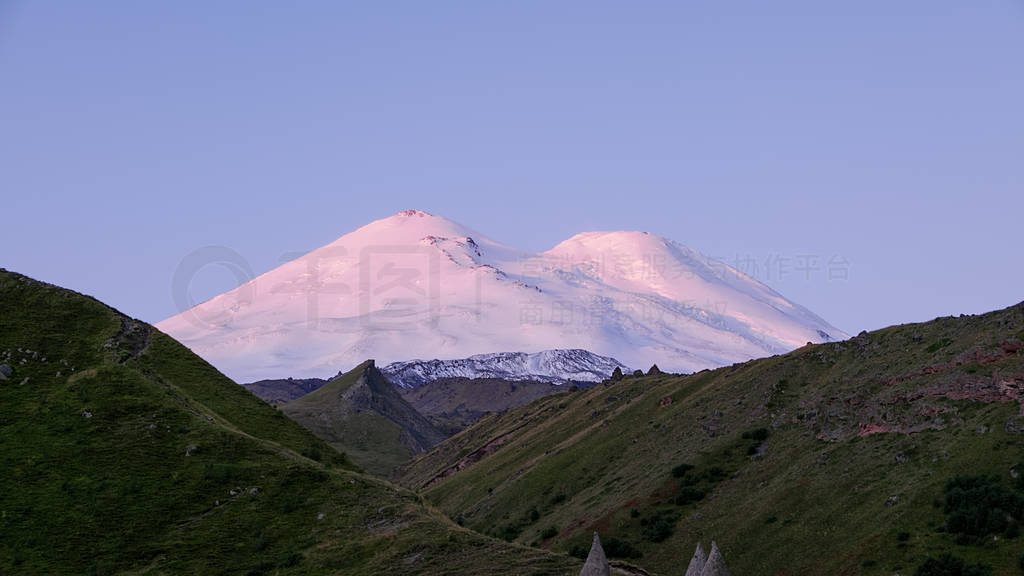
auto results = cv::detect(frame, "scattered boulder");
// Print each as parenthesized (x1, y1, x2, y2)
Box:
(0, 364, 12, 380)
(579, 532, 610, 576)
(1006, 418, 1023, 435)
(885, 495, 899, 507)
(648, 364, 662, 376)
(610, 367, 623, 382)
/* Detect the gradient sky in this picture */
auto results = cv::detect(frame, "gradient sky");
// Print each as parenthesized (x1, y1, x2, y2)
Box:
(2, 1, 1022, 335)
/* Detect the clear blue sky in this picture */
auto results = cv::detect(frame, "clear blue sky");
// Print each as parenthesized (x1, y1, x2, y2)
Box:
(2, 1, 1022, 335)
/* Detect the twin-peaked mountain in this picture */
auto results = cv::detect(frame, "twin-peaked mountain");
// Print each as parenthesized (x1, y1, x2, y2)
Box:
(158, 209, 846, 383)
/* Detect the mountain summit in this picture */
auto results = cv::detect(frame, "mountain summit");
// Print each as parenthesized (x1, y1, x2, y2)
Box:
(157, 210, 846, 382)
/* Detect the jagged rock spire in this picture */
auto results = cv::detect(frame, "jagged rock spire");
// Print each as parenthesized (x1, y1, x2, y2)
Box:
(685, 541, 707, 576)
(699, 541, 731, 576)
(579, 532, 611, 576)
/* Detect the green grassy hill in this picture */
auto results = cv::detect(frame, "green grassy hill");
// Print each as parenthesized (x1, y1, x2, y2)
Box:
(399, 303, 1024, 575)
(282, 360, 447, 476)
(0, 269, 579, 575)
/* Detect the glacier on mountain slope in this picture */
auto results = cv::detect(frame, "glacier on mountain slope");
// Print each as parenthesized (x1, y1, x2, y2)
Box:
(381, 349, 630, 389)
(157, 209, 848, 383)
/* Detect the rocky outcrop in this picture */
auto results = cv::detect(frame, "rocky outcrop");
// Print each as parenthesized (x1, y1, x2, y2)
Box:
(349, 361, 447, 452)
(105, 316, 150, 363)
(580, 532, 611, 576)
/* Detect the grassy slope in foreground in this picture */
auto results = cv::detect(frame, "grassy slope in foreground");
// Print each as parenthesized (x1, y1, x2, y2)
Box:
(399, 302, 1024, 576)
(0, 270, 578, 575)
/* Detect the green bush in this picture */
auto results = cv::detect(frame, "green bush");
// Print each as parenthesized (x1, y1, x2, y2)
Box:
(496, 524, 522, 541)
(703, 466, 729, 482)
(741, 428, 770, 442)
(926, 338, 954, 353)
(943, 475, 1024, 543)
(674, 486, 707, 506)
(640, 509, 680, 543)
(914, 553, 991, 576)
(603, 537, 642, 559)
(540, 526, 558, 539)
(671, 463, 694, 478)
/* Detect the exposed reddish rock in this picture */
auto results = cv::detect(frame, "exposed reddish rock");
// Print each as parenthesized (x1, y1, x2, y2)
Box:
(424, 424, 526, 488)
(857, 423, 892, 437)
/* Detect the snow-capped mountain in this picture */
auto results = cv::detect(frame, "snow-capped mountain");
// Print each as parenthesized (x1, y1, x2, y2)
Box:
(382, 349, 629, 389)
(157, 209, 848, 383)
